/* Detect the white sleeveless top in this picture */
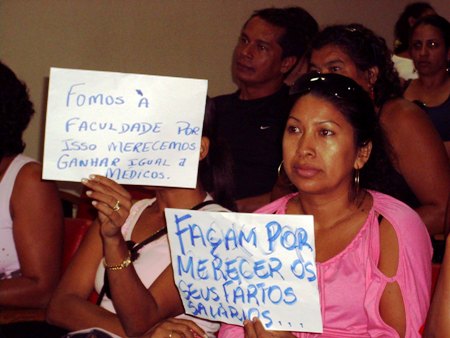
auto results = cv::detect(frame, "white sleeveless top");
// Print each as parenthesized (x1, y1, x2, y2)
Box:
(94, 194, 226, 337)
(0, 154, 36, 279)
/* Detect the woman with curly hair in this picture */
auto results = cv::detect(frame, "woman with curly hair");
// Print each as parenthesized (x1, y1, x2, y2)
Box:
(307, 24, 450, 236)
(0, 61, 64, 314)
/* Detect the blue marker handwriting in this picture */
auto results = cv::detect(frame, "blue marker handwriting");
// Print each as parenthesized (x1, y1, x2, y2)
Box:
(66, 83, 126, 107)
(107, 140, 196, 153)
(174, 213, 313, 257)
(65, 117, 162, 135)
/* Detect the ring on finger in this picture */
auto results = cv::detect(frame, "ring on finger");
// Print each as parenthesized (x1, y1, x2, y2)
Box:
(112, 200, 121, 212)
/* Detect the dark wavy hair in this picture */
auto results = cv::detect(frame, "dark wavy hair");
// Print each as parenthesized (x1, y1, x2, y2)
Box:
(198, 98, 236, 210)
(0, 61, 35, 158)
(394, 2, 435, 54)
(247, 7, 318, 61)
(290, 73, 395, 199)
(309, 24, 403, 108)
(411, 14, 450, 50)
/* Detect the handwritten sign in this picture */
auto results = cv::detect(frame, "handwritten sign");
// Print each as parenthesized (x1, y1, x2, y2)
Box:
(43, 68, 207, 188)
(165, 209, 323, 333)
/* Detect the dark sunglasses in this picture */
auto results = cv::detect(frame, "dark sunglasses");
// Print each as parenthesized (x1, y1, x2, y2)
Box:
(290, 72, 365, 100)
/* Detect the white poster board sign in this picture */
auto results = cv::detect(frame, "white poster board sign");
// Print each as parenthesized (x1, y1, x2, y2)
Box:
(43, 68, 207, 188)
(165, 209, 323, 333)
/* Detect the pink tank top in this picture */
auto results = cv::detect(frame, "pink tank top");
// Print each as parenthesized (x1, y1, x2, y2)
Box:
(218, 191, 432, 338)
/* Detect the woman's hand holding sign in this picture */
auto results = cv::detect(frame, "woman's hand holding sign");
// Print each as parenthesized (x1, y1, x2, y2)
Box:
(81, 175, 132, 238)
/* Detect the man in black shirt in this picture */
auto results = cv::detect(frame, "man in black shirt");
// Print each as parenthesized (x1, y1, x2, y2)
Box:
(213, 7, 318, 211)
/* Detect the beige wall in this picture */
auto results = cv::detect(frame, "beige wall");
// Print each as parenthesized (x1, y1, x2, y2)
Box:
(1, 0, 449, 167)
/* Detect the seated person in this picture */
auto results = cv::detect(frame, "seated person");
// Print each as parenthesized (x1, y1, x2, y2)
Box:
(403, 15, 450, 158)
(0, 61, 64, 310)
(308, 23, 450, 235)
(392, 2, 436, 82)
(219, 73, 432, 337)
(47, 101, 234, 337)
(0, 62, 64, 338)
(213, 7, 318, 212)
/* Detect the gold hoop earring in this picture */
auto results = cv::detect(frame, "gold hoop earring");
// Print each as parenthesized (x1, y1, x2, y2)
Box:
(278, 161, 295, 189)
(277, 161, 284, 178)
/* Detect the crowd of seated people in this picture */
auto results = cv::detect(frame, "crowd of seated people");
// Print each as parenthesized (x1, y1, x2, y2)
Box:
(1, 3, 448, 338)
(308, 22, 449, 236)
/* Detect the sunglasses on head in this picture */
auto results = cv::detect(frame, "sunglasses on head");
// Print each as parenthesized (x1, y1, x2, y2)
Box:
(290, 72, 364, 100)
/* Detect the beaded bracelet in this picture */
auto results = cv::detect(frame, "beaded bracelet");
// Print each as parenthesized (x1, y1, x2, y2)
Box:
(103, 251, 132, 271)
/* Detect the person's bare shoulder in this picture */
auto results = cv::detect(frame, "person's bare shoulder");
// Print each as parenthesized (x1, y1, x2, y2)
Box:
(381, 97, 430, 126)
(12, 161, 61, 214)
(14, 161, 56, 189)
(379, 97, 444, 153)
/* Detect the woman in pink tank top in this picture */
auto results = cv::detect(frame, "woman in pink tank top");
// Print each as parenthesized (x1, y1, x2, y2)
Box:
(219, 73, 432, 338)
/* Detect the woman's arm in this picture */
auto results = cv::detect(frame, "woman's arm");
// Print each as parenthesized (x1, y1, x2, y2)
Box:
(106, 260, 185, 336)
(80, 175, 185, 337)
(46, 219, 126, 336)
(380, 99, 450, 235)
(0, 162, 63, 309)
(423, 235, 450, 338)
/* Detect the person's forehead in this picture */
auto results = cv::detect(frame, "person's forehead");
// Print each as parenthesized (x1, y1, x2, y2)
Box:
(312, 45, 352, 62)
(291, 94, 349, 124)
(242, 16, 285, 43)
(413, 24, 444, 39)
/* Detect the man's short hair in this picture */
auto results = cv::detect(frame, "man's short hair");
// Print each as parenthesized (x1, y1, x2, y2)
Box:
(246, 7, 318, 60)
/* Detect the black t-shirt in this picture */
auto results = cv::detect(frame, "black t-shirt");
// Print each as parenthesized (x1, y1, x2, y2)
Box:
(213, 86, 294, 199)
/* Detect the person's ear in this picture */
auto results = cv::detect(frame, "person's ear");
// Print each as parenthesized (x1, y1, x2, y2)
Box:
(367, 66, 379, 86)
(281, 56, 298, 75)
(284, 56, 308, 86)
(199, 136, 210, 161)
(354, 141, 372, 170)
